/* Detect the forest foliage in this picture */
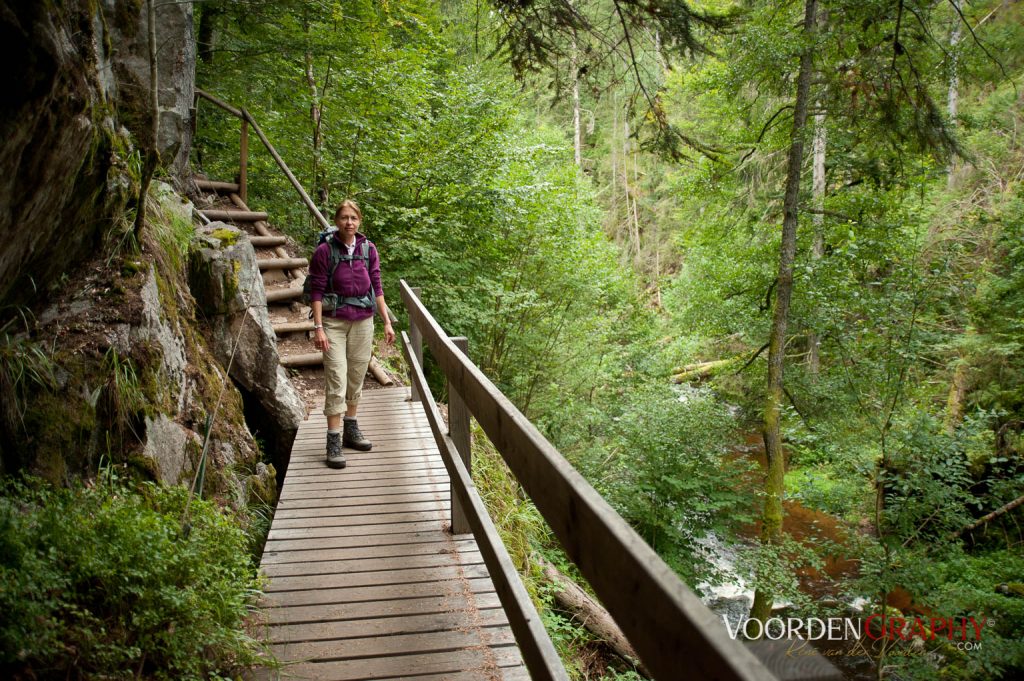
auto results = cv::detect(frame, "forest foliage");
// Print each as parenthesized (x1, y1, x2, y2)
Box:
(185, 0, 1024, 678)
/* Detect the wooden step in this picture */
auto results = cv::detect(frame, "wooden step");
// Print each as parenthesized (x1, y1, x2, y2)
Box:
(250, 235, 287, 247)
(258, 257, 308, 271)
(274, 321, 315, 335)
(266, 286, 304, 303)
(201, 209, 269, 222)
(278, 353, 393, 385)
(280, 352, 322, 368)
(195, 179, 240, 193)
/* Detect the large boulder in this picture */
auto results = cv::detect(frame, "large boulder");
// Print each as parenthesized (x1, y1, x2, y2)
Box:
(1, 186, 276, 510)
(189, 223, 304, 467)
(0, 0, 195, 308)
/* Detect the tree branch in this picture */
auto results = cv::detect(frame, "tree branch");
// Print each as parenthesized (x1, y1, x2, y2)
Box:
(735, 341, 771, 375)
(950, 493, 1024, 540)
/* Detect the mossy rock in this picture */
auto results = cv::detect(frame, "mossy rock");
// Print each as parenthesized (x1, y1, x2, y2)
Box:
(126, 451, 162, 480)
(246, 463, 278, 507)
(209, 228, 242, 247)
(23, 390, 98, 482)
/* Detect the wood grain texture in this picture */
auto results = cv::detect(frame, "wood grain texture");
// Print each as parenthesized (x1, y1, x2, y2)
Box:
(253, 387, 524, 680)
(401, 280, 778, 681)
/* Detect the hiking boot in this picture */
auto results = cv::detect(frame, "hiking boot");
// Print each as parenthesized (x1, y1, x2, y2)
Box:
(325, 431, 346, 469)
(343, 417, 372, 451)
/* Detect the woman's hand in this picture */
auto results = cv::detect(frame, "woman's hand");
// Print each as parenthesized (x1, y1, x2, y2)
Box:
(383, 322, 395, 346)
(314, 327, 330, 352)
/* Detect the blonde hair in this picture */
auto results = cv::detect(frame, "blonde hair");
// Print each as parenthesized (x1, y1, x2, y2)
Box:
(333, 199, 363, 222)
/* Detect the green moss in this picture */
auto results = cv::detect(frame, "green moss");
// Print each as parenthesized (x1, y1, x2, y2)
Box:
(24, 389, 97, 483)
(120, 259, 144, 276)
(225, 259, 241, 302)
(1004, 583, 1024, 598)
(209, 228, 241, 246)
(246, 464, 278, 506)
(125, 452, 161, 480)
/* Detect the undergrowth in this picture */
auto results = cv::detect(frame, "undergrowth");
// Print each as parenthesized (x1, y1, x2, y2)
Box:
(470, 424, 647, 680)
(0, 316, 57, 438)
(0, 474, 271, 680)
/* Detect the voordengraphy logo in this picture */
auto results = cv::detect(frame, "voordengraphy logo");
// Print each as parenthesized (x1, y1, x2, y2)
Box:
(723, 615, 988, 649)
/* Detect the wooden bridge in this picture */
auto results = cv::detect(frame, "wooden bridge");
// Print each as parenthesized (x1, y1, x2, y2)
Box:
(194, 90, 839, 681)
(256, 387, 527, 680)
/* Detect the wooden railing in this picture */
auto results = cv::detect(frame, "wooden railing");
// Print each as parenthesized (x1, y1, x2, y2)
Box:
(194, 89, 332, 232)
(400, 280, 778, 681)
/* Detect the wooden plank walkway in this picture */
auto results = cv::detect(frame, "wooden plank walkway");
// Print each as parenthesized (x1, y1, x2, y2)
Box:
(256, 387, 529, 681)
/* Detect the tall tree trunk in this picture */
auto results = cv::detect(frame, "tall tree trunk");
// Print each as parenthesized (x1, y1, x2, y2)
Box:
(611, 92, 620, 243)
(622, 119, 640, 265)
(304, 51, 326, 208)
(807, 110, 826, 376)
(197, 5, 220, 64)
(571, 36, 582, 168)
(134, 0, 160, 242)
(947, 0, 962, 187)
(749, 0, 818, 626)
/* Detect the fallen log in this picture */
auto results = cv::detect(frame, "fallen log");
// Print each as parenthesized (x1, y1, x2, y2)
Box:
(671, 358, 737, 384)
(368, 356, 394, 386)
(950, 493, 1024, 540)
(537, 556, 649, 678)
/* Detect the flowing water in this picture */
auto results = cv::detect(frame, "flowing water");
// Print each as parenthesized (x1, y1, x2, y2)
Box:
(697, 434, 878, 679)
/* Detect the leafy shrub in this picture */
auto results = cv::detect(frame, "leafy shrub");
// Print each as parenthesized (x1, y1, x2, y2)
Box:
(603, 387, 757, 586)
(0, 476, 267, 680)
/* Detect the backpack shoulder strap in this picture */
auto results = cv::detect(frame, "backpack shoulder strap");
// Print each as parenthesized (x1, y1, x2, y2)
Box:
(325, 241, 343, 292)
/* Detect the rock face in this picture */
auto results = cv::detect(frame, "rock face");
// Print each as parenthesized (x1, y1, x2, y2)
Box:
(0, 0, 195, 308)
(0, 3, 282, 514)
(1, 1, 127, 306)
(189, 223, 304, 469)
(105, 0, 196, 178)
(0, 186, 277, 510)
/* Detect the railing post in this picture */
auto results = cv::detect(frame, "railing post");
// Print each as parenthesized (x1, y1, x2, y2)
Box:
(239, 119, 248, 203)
(408, 287, 423, 403)
(449, 336, 471, 535)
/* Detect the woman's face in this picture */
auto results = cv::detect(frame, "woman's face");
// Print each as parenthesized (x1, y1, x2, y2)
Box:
(335, 205, 361, 239)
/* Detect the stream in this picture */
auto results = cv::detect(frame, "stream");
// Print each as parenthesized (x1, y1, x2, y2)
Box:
(677, 392, 877, 679)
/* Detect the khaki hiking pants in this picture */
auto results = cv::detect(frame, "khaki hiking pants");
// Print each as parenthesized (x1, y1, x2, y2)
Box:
(322, 316, 374, 416)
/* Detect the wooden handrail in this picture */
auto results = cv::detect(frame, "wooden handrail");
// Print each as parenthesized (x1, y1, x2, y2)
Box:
(194, 89, 333, 233)
(400, 279, 777, 681)
(195, 88, 242, 117)
(399, 328, 567, 681)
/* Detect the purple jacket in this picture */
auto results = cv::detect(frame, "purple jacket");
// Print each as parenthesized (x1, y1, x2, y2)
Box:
(307, 232, 383, 321)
